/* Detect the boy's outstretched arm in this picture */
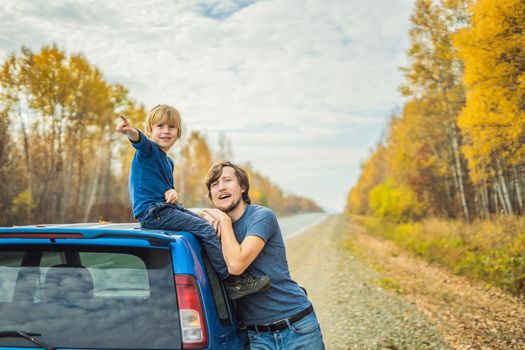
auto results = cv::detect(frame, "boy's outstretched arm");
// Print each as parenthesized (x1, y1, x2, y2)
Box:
(116, 115, 140, 142)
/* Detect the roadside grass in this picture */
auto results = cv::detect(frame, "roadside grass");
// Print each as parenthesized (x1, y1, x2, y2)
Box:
(349, 214, 525, 298)
(378, 276, 402, 294)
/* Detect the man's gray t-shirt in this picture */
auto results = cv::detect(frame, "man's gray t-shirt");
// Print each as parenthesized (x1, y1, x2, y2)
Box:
(232, 204, 311, 325)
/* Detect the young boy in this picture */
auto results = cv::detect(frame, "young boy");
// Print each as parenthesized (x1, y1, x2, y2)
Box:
(116, 104, 270, 300)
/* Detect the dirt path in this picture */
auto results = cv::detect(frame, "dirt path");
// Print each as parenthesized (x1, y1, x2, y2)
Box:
(285, 215, 525, 350)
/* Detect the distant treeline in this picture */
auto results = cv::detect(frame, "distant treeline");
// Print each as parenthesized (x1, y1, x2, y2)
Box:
(346, 0, 525, 222)
(0, 45, 321, 226)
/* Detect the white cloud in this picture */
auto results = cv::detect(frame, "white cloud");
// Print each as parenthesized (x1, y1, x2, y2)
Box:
(0, 0, 414, 211)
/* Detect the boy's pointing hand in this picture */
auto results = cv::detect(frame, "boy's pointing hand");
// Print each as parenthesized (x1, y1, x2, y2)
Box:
(116, 115, 140, 142)
(116, 115, 131, 133)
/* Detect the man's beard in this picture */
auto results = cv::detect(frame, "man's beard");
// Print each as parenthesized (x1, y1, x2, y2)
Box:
(220, 196, 242, 213)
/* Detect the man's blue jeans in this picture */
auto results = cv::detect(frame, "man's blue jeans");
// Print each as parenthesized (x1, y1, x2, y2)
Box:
(137, 202, 229, 279)
(246, 312, 325, 350)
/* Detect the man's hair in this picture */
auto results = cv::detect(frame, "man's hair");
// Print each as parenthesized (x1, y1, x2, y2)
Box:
(144, 104, 182, 138)
(205, 161, 251, 204)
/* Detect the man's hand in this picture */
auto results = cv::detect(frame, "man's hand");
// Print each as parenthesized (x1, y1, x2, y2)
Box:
(116, 115, 140, 142)
(200, 208, 264, 275)
(202, 208, 231, 224)
(198, 209, 227, 237)
(164, 189, 179, 204)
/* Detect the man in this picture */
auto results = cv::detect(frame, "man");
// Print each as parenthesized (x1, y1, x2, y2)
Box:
(199, 161, 325, 350)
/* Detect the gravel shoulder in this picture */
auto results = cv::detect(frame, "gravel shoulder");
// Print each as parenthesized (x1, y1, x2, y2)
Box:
(343, 218, 525, 350)
(285, 214, 525, 350)
(285, 215, 453, 350)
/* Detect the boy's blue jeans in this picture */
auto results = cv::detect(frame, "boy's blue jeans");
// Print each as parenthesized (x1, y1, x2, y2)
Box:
(246, 312, 325, 350)
(137, 202, 229, 279)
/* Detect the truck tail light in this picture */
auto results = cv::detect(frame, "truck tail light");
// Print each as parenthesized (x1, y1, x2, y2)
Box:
(175, 274, 208, 349)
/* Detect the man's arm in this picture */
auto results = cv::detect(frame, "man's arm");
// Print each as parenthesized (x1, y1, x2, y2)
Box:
(199, 209, 265, 275)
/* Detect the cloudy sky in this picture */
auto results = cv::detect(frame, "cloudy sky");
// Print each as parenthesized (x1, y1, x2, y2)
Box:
(0, 0, 413, 212)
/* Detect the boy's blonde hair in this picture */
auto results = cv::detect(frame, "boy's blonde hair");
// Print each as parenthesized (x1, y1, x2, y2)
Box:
(144, 104, 182, 139)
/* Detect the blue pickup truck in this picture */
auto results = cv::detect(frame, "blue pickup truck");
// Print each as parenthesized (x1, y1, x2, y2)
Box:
(0, 223, 246, 350)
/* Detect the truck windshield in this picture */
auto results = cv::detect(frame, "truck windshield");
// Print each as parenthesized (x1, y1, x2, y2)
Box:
(0, 245, 181, 349)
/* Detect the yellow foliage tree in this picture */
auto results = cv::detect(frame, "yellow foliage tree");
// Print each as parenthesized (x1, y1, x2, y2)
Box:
(346, 145, 388, 215)
(246, 165, 321, 215)
(369, 179, 423, 222)
(0, 44, 322, 224)
(400, 0, 472, 220)
(454, 0, 525, 215)
(0, 44, 142, 224)
(175, 131, 214, 208)
(386, 101, 454, 216)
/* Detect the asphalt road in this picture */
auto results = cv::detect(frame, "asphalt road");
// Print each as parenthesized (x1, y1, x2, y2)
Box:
(277, 212, 329, 239)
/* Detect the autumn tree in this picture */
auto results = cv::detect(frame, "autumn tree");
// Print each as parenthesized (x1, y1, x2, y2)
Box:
(215, 131, 234, 161)
(0, 44, 322, 224)
(174, 131, 214, 208)
(347, 0, 525, 222)
(246, 165, 321, 216)
(0, 106, 26, 224)
(400, 0, 472, 220)
(368, 179, 423, 222)
(454, 0, 525, 216)
(171, 130, 321, 215)
(0, 44, 142, 224)
(387, 100, 462, 216)
(346, 144, 388, 215)
(347, 0, 473, 221)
